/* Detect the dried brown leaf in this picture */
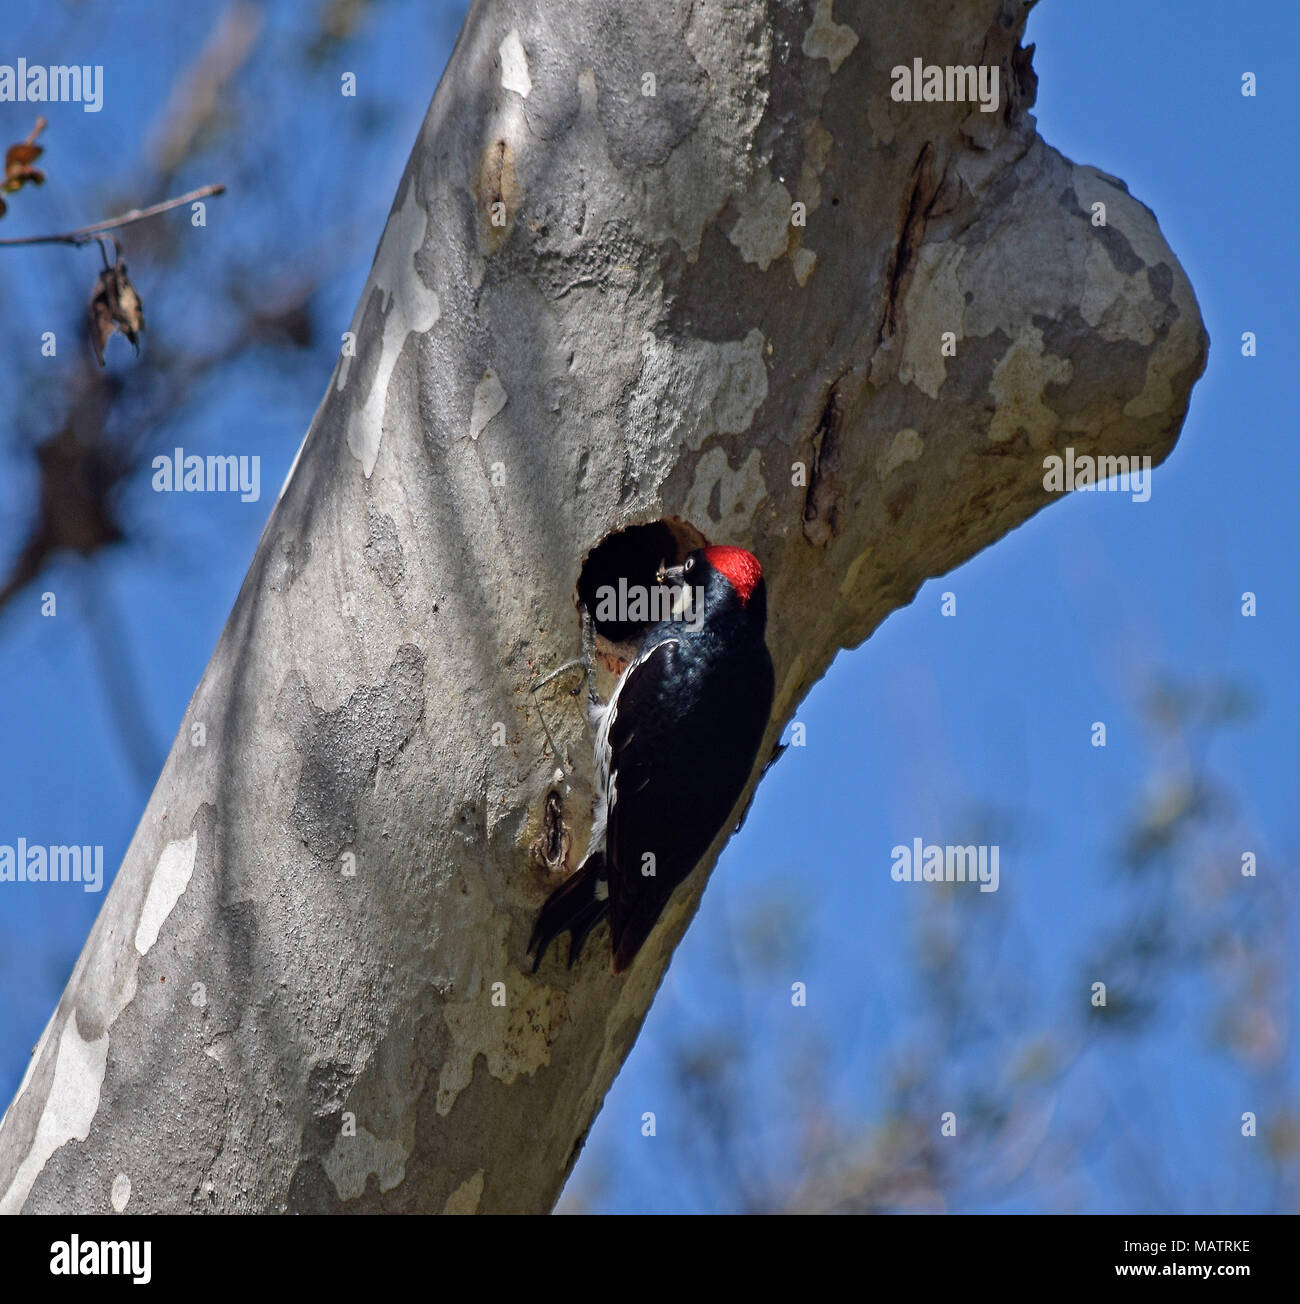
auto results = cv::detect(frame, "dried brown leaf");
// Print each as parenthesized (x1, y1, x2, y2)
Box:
(0, 118, 48, 212)
(5, 141, 43, 170)
(88, 257, 146, 366)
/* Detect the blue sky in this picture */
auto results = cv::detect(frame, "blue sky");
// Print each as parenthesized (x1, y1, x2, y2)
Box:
(0, 0, 1295, 1213)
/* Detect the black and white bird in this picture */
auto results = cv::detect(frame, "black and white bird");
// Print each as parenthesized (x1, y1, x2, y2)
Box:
(529, 545, 775, 973)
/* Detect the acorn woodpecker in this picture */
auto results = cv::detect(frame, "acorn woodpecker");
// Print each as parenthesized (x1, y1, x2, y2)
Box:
(529, 545, 775, 973)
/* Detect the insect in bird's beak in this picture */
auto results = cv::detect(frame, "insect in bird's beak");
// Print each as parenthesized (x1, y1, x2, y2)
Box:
(656, 560, 686, 584)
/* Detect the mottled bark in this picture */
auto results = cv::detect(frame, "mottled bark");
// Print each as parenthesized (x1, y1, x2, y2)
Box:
(0, 0, 1206, 1214)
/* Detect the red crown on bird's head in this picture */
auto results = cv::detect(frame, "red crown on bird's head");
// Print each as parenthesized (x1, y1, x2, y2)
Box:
(702, 546, 763, 606)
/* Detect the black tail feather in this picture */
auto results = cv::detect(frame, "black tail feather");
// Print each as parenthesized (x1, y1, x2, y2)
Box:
(529, 853, 608, 972)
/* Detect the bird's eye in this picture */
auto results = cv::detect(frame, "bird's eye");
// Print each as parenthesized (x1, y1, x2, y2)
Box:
(683, 557, 694, 572)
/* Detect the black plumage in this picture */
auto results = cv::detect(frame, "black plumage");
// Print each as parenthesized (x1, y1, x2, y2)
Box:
(530, 546, 775, 973)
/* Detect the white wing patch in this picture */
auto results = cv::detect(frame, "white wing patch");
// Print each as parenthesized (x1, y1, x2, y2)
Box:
(595, 639, 679, 831)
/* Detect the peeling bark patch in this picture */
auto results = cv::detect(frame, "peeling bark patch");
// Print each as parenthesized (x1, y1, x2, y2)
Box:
(682, 447, 765, 540)
(802, 0, 858, 73)
(629, 328, 767, 453)
(470, 370, 508, 441)
(0, 1018, 109, 1214)
(338, 182, 441, 477)
(437, 986, 566, 1115)
(1035, 309, 1153, 418)
(1124, 312, 1204, 421)
(988, 327, 1073, 448)
(840, 548, 873, 599)
(442, 1168, 485, 1213)
(1059, 163, 1209, 423)
(1060, 187, 1144, 274)
(323, 1124, 408, 1201)
(285, 645, 427, 861)
(728, 175, 793, 271)
(792, 247, 817, 286)
(878, 429, 924, 480)
(899, 242, 965, 398)
(799, 121, 834, 211)
(1080, 241, 1164, 345)
(499, 29, 532, 98)
(135, 833, 198, 955)
(1091, 220, 1144, 275)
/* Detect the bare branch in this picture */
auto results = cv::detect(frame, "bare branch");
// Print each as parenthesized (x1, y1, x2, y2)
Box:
(0, 183, 227, 248)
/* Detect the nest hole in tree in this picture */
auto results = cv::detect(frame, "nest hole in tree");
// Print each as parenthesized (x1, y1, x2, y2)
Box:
(576, 518, 708, 667)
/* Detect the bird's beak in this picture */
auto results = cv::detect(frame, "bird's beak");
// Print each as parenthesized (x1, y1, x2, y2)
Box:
(656, 560, 686, 584)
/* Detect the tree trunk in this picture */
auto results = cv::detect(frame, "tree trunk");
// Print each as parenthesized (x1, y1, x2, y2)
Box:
(0, 0, 1207, 1214)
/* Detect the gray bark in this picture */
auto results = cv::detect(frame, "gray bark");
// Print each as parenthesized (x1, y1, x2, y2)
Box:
(0, 0, 1206, 1214)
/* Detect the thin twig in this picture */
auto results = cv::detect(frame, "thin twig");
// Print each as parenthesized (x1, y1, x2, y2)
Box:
(21, 115, 47, 148)
(0, 183, 226, 248)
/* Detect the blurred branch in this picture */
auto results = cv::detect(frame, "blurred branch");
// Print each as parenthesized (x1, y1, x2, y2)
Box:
(0, 183, 227, 248)
(147, 1, 263, 175)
